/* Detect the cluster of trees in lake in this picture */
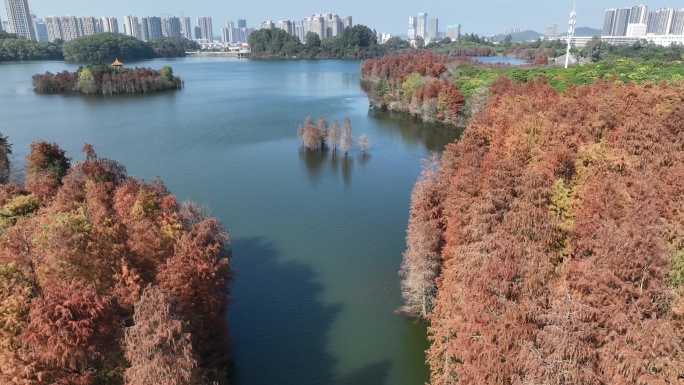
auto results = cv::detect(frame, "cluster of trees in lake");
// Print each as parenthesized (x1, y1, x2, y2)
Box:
(297, 116, 371, 155)
(0, 31, 198, 62)
(248, 25, 383, 59)
(32, 64, 182, 95)
(0, 30, 63, 61)
(399, 75, 684, 384)
(361, 53, 466, 126)
(0, 141, 233, 384)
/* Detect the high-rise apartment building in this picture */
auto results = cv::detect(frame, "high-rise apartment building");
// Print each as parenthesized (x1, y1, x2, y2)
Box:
(671, 9, 684, 35)
(277, 20, 293, 35)
(630, 4, 648, 23)
(603, 9, 616, 36)
(647, 8, 674, 35)
(301, 13, 350, 39)
(613, 8, 631, 36)
(140, 18, 149, 40)
(427, 18, 438, 40)
(407, 16, 416, 40)
(197, 16, 213, 41)
(45, 16, 61, 41)
(603, 5, 684, 37)
(144, 16, 162, 40)
(261, 20, 274, 29)
(416, 12, 427, 39)
(603, 7, 640, 36)
(238, 19, 247, 28)
(80, 16, 98, 36)
(164, 16, 182, 37)
(60, 16, 81, 41)
(4, 0, 36, 39)
(32, 13, 48, 41)
(446, 24, 461, 40)
(100, 16, 118, 33)
(546, 22, 559, 37)
(180, 16, 192, 39)
(123, 16, 140, 39)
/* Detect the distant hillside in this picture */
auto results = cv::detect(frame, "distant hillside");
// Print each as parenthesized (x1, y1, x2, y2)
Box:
(571, 27, 602, 37)
(490, 30, 543, 43)
(490, 27, 601, 42)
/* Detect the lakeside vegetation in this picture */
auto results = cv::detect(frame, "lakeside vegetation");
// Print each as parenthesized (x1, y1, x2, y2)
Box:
(361, 50, 684, 128)
(0, 31, 199, 62)
(0, 142, 232, 384)
(381, 45, 684, 383)
(32, 64, 183, 95)
(400, 75, 684, 384)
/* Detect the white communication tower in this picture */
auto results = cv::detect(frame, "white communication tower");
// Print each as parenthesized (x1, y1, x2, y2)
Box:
(565, 3, 577, 69)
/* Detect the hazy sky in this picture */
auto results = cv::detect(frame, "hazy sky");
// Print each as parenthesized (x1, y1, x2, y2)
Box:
(3, 1, 679, 36)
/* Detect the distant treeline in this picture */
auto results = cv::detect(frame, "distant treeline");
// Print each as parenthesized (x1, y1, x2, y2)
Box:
(248, 25, 383, 59)
(32, 64, 183, 95)
(0, 31, 199, 62)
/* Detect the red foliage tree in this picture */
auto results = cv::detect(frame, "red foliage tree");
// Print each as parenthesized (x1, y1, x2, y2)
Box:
(124, 285, 200, 385)
(422, 78, 684, 384)
(24, 141, 70, 202)
(20, 281, 113, 384)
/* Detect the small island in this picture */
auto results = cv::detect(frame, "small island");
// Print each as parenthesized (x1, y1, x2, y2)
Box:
(32, 61, 183, 95)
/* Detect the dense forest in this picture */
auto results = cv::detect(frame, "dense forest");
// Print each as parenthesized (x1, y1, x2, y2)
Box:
(0, 141, 233, 384)
(399, 75, 684, 383)
(0, 32, 198, 62)
(32, 64, 183, 95)
(248, 25, 383, 59)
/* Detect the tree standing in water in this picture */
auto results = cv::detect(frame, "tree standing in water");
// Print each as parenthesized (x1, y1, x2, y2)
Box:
(328, 119, 340, 153)
(340, 116, 354, 155)
(358, 134, 372, 155)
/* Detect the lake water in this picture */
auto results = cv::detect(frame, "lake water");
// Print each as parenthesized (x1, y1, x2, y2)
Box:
(0, 58, 460, 384)
(473, 56, 528, 65)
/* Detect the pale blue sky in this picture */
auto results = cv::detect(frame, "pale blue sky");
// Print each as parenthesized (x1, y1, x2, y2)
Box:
(4, 1, 679, 36)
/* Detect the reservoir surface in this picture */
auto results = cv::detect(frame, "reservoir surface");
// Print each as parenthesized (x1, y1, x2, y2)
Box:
(0, 57, 464, 384)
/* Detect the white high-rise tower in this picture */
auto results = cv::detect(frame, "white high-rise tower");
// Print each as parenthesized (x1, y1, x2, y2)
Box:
(4, 0, 36, 40)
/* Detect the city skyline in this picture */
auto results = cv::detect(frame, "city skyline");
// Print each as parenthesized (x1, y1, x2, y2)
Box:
(3, 1, 682, 37)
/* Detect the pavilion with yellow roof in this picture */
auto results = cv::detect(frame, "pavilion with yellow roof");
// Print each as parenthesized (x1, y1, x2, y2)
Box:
(111, 58, 123, 69)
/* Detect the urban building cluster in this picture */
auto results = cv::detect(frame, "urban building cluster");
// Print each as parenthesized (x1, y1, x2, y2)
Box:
(43, 15, 210, 43)
(2, 0, 358, 49)
(565, 4, 684, 48)
(406, 12, 460, 44)
(253, 13, 352, 44)
(602, 4, 683, 36)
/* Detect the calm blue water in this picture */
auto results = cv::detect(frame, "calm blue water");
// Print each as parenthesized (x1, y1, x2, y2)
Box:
(473, 56, 528, 65)
(0, 58, 459, 385)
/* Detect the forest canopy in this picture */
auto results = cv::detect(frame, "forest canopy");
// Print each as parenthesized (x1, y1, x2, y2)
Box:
(248, 24, 382, 59)
(0, 32, 199, 62)
(400, 76, 684, 384)
(0, 30, 64, 61)
(0, 141, 233, 384)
